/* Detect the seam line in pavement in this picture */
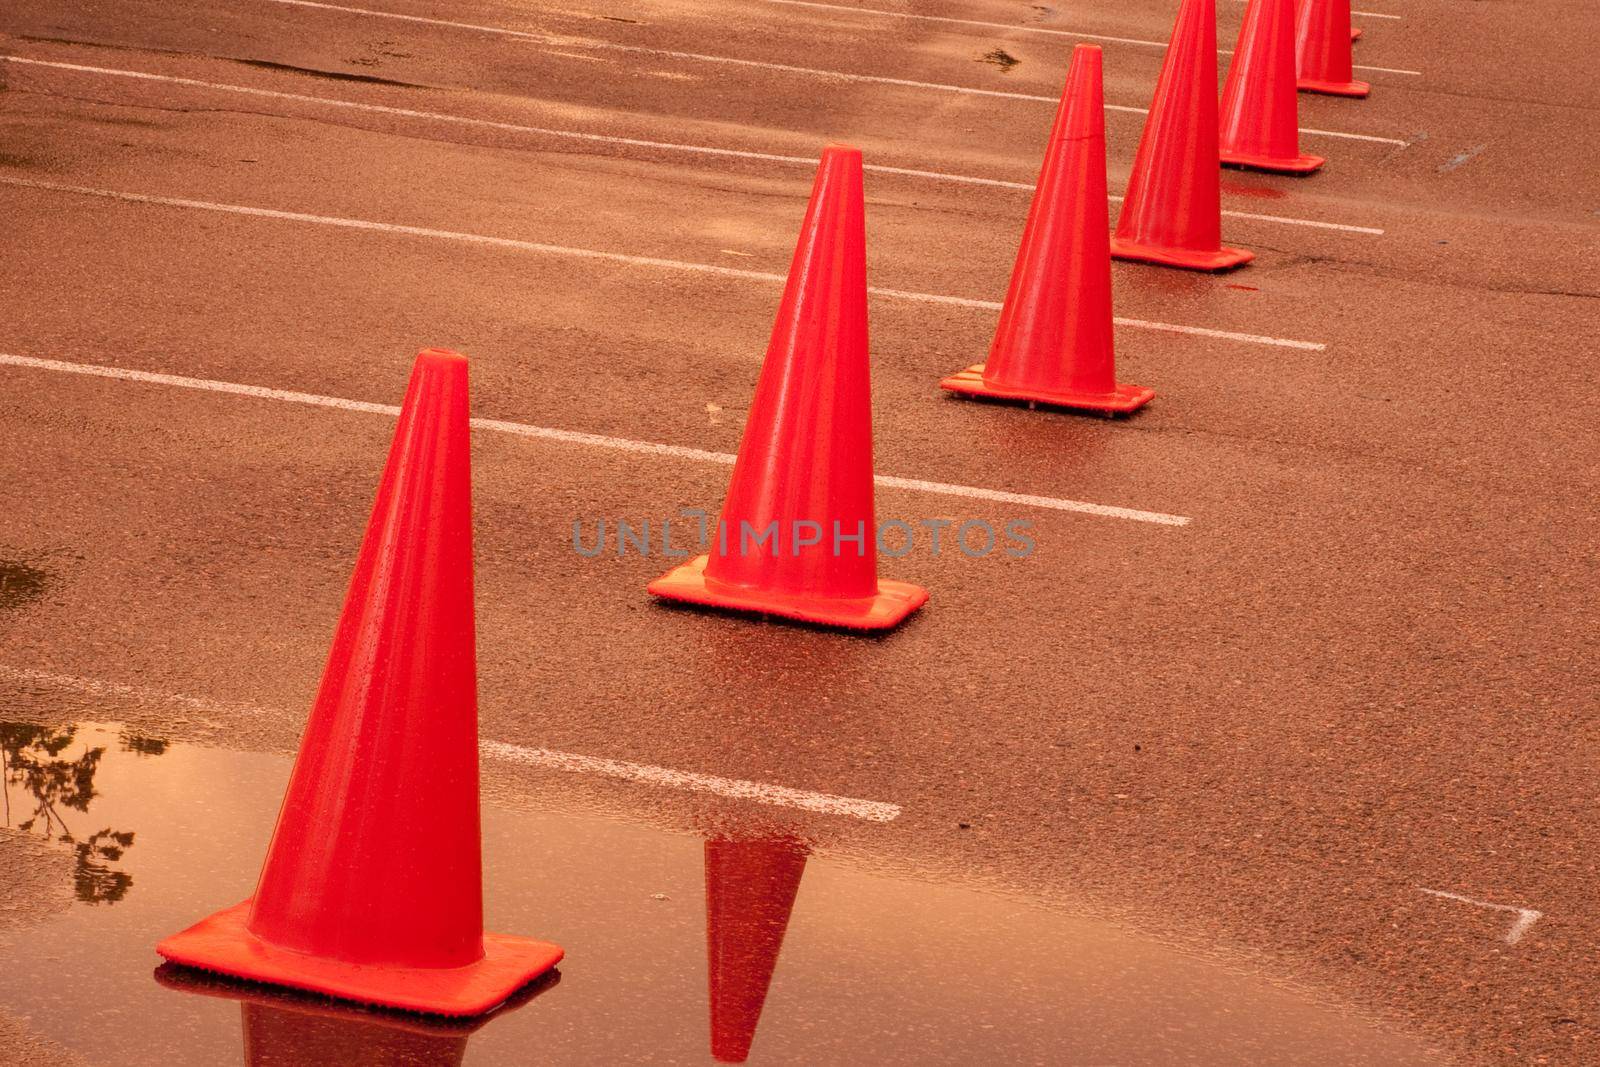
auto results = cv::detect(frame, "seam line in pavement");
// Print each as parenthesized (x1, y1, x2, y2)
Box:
(0, 57, 1386, 236)
(255, 0, 1409, 145)
(0, 352, 1195, 526)
(0, 175, 1326, 353)
(0, 666, 901, 820)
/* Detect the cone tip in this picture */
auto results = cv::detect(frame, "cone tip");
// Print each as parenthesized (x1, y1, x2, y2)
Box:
(820, 142, 862, 163)
(1071, 42, 1103, 76)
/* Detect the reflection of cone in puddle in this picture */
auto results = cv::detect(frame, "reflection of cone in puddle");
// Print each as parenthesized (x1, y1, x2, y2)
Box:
(706, 838, 809, 1063)
(154, 960, 555, 1059)
(242, 1001, 469, 1067)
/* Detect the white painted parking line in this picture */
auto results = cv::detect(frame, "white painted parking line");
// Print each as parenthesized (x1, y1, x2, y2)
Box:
(757, 0, 1418, 75)
(1416, 887, 1543, 945)
(480, 740, 902, 821)
(0, 174, 1327, 353)
(1225, 0, 1402, 17)
(0, 352, 1196, 526)
(0, 57, 1385, 236)
(0, 666, 902, 820)
(1211, 51, 1418, 78)
(255, 0, 1409, 145)
(1293, 124, 1405, 146)
(1338, 63, 1423, 75)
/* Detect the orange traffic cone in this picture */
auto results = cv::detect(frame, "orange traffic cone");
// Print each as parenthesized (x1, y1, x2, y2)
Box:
(1351, 26, 1363, 41)
(1220, 0, 1327, 174)
(942, 45, 1152, 415)
(1109, 0, 1253, 272)
(1296, 0, 1370, 96)
(648, 145, 927, 631)
(706, 838, 808, 1063)
(157, 350, 563, 1016)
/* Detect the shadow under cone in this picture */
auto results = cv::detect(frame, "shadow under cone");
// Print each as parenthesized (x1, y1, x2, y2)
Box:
(1220, 0, 1327, 174)
(648, 145, 926, 631)
(942, 45, 1152, 415)
(156, 349, 563, 1016)
(1109, 0, 1252, 272)
(706, 837, 809, 1063)
(1296, 0, 1371, 96)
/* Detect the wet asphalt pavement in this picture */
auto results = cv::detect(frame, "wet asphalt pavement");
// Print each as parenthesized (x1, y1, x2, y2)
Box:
(1, 0, 1598, 1063)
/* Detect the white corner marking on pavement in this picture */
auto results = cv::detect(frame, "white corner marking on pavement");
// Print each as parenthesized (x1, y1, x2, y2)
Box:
(1416, 887, 1543, 945)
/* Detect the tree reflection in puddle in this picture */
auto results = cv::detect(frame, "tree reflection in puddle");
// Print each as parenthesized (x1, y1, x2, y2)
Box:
(1, 720, 165, 904)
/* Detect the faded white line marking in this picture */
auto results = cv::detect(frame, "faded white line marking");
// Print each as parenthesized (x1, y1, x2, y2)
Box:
(754, 0, 1173, 47)
(0, 666, 254, 726)
(1437, 144, 1487, 174)
(762, 0, 1416, 75)
(0, 175, 1325, 353)
(256, 0, 1406, 144)
(1225, 0, 1402, 17)
(1417, 887, 1543, 945)
(0, 666, 902, 821)
(0, 56, 1384, 236)
(0, 352, 1195, 526)
(1345, 64, 1424, 75)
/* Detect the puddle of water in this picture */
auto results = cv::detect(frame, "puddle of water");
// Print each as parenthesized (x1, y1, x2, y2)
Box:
(0, 722, 1446, 1065)
(0, 560, 49, 611)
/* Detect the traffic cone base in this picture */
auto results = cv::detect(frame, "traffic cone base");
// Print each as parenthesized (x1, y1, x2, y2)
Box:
(1109, 236, 1255, 272)
(940, 363, 1154, 415)
(1297, 75, 1370, 96)
(158, 901, 564, 1017)
(649, 553, 926, 630)
(1219, 147, 1326, 174)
